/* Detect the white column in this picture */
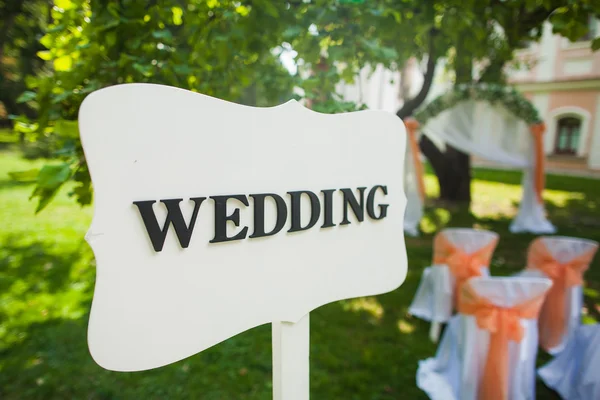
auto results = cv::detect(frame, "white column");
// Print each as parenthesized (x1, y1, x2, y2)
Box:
(588, 93, 600, 169)
(537, 22, 557, 82)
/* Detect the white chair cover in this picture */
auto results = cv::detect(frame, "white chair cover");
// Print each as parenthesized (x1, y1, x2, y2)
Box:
(421, 99, 555, 234)
(417, 276, 553, 400)
(519, 236, 598, 354)
(409, 229, 498, 340)
(538, 324, 600, 400)
(409, 265, 453, 323)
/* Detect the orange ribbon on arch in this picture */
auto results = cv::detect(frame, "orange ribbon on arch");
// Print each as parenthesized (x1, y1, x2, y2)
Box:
(433, 232, 498, 309)
(527, 238, 598, 351)
(404, 118, 426, 202)
(459, 283, 547, 400)
(530, 123, 546, 204)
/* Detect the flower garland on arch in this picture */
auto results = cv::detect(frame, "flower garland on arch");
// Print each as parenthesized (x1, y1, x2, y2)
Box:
(414, 83, 542, 125)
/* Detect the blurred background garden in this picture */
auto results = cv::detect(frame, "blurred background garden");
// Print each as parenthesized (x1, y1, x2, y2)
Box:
(1, 0, 600, 399)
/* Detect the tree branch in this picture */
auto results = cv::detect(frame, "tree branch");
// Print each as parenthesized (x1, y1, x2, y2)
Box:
(396, 30, 437, 119)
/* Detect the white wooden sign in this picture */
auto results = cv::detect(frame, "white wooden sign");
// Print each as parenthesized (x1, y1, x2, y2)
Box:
(80, 83, 407, 397)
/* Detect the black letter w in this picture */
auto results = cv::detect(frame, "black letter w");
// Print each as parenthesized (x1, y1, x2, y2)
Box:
(133, 198, 206, 252)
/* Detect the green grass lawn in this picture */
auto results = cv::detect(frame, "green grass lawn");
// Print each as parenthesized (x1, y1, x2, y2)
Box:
(1, 149, 598, 399)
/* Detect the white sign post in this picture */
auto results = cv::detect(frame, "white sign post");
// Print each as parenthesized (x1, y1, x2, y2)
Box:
(272, 315, 310, 400)
(80, 83, 408, 398)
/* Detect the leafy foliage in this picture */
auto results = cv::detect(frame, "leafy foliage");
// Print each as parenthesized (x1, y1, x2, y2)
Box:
(415, 83, 542, 125)
(17, 0, 298, 211)
(0, 1, 49, 122)
(8, 0, 600, 211)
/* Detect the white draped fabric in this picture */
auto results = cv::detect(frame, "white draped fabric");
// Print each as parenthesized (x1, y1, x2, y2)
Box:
(404, 139, 424, 236)
(421, 100, 556, 234)
(409, 265, 454, 323)
(538, 324, 600, 400)
(510, 169, 556, 234)
(409, 229, 498, 341)
(417, 277, 552, 400)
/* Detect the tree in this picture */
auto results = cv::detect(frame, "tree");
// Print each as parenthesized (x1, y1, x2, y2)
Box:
(17, 0, 600, 211)
(397, 1, 600, 204)
(18, 0, 297, 212)
(0, 0, 49, 127)
(290, 0, 600, 204)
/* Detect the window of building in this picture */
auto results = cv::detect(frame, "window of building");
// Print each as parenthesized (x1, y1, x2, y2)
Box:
(554, 117, 581, 155)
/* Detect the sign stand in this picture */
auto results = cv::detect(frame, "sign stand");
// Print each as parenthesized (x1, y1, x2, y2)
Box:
(272, 313, 310, 400)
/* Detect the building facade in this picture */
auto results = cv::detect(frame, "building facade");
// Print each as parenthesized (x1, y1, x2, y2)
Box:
(336, 20, 600, 175)
(508, 20, 600, 173)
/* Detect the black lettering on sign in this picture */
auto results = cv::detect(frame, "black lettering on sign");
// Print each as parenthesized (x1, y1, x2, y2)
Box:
(210, 195, 249, 243)
(340, 187, 366, 225)
(287, 191, 320, 233)
(133, 197, 206, 252)
(367, 185, 389, 220)
(249, 193, 287, 238)
(320, 189, 336, 228)
(133, 185, 390, 252)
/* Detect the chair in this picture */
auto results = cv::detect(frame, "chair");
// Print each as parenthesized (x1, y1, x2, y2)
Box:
(520, 236, 598, 354)
(417, 276, 552, 400)
(409, 228, 499, 341)
(538, 323, 600, 400)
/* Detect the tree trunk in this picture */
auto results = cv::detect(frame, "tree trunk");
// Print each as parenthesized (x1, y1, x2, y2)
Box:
(419, 40, 472, 204)
(394, 29, 471, 204)
(444, 40, 472, 204)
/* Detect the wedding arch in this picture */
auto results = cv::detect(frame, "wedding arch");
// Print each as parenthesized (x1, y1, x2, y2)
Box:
(404, 83, 556, 235)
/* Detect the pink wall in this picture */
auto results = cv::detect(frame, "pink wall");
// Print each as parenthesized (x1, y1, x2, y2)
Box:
(554, 41, 600, 81)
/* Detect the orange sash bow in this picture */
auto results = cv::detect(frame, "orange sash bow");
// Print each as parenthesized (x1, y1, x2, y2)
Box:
(459, 283, 547, 400)
(527, 238, 597, 351)
(404, 118, 426, 202)
(433, 232, 498, 308)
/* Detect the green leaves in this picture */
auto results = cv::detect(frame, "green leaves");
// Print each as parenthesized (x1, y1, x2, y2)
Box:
(16, 92, 37, 104)
(20, 0, 300, 212)
(31, 163, 73, 213)
(37, 164, 72, 190)
(592, 38, 600, 51)
(8, 169, 40, 183)
(152, 29, 173, 41)
(133, 63, 153, 77)
(415, 83, 542, 125)
(54, 55, 73, 72)
(23, 0, 599, 214)
(235, 5, 251, 17)
(54, 0, 76, 11)
(283, 26, 303, 40)
(172, 7, 183, 25)
(37, 50, 53, 61)
(54, 120, 79, 139)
